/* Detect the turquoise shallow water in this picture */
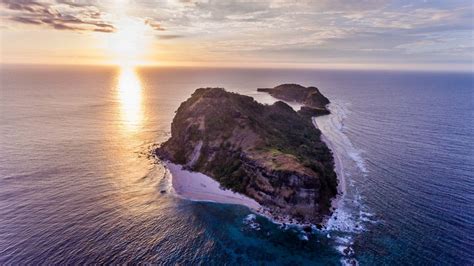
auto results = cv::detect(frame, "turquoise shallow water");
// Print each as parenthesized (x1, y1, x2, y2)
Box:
(0, 66, 473, 264)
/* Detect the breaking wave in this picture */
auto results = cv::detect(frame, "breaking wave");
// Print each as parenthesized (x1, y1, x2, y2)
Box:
(314, 100, 378, 263)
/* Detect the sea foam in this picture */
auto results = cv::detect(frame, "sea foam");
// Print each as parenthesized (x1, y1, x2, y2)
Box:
(314, 100, 378, 263)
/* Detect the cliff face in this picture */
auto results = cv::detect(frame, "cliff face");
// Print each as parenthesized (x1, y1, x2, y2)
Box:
(258, 84, 330, 115)
(156, 87, 337, 224)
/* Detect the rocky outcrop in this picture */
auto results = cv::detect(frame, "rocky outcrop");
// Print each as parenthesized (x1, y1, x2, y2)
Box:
(298, 106, 330, 118)
(258, 84, 330, 114)
(156, 87, 337, 224)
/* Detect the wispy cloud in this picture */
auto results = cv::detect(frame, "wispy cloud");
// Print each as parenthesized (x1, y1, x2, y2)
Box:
(0, 0, 115, 32)
(145, 0, 473, 66)
(156, 34, 183, 40)
(144, 18, 165, 31)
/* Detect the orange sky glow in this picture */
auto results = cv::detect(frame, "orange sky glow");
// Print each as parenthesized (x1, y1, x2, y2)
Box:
(0, 0, 472, 71)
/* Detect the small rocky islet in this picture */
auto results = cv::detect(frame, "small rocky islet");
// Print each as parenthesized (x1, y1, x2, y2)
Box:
(156, 84, 337, 224)
(258, 83, 331, 116)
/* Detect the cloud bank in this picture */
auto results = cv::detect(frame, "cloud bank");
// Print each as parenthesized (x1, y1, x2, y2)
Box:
(1, 0, 472, 69)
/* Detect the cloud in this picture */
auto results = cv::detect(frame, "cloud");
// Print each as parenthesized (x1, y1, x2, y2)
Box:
(1, 0, 471, 68)
(156, 34, 184, 40)
(10, 16, 42, 25)
(144, 18, 165, 31)
(0, 0, 115, 33)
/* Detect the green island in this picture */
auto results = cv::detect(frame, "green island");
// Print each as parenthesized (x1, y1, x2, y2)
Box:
(156, 85, 337, 224)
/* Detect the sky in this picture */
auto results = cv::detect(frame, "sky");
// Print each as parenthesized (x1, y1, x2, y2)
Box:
(0, 0, 473, 70)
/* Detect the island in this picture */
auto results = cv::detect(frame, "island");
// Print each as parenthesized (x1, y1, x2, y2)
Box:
(258, 83, 330, 116)
(156, 86, 337, 224)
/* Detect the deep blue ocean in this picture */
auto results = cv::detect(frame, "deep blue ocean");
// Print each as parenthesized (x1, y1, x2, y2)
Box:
(0, 66, 473, 265)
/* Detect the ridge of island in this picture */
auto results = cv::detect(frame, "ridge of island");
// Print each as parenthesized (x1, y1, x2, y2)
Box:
(156, 85, 337, 224)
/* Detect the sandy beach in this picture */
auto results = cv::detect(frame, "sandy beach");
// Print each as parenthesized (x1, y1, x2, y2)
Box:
(320, 131, 347, 208)
(165, 162, 261, 210)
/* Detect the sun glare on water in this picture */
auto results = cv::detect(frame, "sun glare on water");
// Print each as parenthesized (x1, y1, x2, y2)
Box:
(116, 66, 143, 132)
(111, 17, 147, 131)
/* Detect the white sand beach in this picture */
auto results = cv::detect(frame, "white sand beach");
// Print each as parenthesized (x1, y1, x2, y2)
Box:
(166, 162, 261, 210)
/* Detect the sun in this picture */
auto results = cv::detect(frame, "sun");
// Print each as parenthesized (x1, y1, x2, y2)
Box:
(100, 0, 155, 67)
(107, 17, 152, 67)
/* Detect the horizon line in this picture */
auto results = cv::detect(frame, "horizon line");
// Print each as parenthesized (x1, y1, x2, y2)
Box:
(1, 61, 472, 73)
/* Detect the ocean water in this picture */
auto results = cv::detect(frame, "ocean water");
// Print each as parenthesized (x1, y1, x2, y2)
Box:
(0, 65, 473, 265)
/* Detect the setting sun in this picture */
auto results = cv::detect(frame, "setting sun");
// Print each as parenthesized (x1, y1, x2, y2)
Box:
(101, 0, 154, 67)
(107, 18, 152, 67)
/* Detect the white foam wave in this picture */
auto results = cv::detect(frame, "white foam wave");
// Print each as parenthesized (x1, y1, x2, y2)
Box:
(325, 208, 362, 233)
(315, 101, 372, 234)
(341, 258, 359, 266)
(298, 233, 309, 241)
(243, 214, 261, 230)
(334, 235, 358, 265)
(317, 101, 369, 174)
(314, 100, 376, 263)
(348, 151, 369, 174)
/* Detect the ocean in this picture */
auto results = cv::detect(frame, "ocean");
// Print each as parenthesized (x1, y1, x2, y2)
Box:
(0, 65, 473, 265)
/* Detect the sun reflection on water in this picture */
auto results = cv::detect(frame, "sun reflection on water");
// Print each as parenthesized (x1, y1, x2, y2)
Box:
(116, 66, 143, 131)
